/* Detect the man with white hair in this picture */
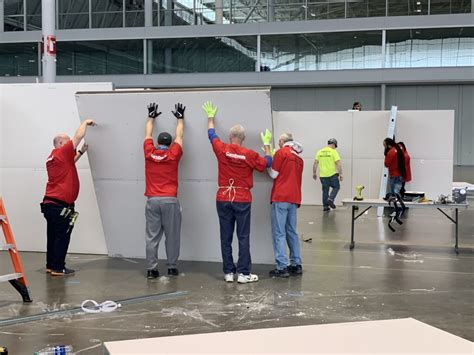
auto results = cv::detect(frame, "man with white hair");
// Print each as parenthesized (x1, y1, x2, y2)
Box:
(267, 133, 304, 277)
(41, 119, 96, 276)
(203, 101, 272, 284)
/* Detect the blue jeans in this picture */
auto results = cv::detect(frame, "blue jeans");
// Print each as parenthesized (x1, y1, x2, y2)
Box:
(216, 201, 252, 275)
(271, 202, 302, 270)
(389, 176, 404, 195)
(320, 174, 340, 208)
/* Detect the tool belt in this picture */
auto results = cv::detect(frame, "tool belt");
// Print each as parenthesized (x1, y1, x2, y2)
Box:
(41, 196, 79, 232)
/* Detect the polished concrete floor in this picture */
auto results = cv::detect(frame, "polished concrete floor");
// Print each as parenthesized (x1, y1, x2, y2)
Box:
(0, 203, 473, 354)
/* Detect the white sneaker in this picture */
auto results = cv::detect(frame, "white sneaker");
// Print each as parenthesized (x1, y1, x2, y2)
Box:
(224, 273, 234, 282)
(237, 273, 259, 284)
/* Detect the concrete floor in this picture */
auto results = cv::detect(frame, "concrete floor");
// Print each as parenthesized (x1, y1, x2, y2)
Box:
(0, 204, 473, 354)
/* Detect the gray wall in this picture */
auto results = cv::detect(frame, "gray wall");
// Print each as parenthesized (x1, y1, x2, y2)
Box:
(271, 84, 474, 166)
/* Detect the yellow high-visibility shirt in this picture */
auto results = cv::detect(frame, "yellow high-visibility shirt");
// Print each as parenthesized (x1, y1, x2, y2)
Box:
(315, 147, 341, 178)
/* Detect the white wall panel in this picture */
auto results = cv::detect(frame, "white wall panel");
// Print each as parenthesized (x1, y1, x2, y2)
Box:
(273, 111, 353, 161)
(396, 110, 454, 160)
(274, 110, 454, 205)
(0, 83, 111, 255)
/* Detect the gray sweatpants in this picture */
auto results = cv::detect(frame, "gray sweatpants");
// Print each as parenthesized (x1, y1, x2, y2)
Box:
(145, 197, 182, 270)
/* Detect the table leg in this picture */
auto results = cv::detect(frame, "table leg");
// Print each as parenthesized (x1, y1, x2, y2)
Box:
(350, 205, 355, 250)
(455, 208, 459, 255)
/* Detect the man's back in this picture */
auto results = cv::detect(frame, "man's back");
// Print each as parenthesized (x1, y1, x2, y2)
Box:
(144, 138, 183, 197)
(211, 138, 266, 202)
(45, 140, 79, 204)
(316, 146, 340, 178)
(271, 145, 304, 205)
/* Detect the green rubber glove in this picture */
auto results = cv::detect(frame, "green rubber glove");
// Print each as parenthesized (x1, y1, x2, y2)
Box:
(202, 101, 218, 118)
(260, 129, 272, 146)
(261, 145, 275, 157)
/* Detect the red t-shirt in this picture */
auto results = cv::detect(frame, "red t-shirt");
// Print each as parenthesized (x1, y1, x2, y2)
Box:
(384, 147, 401, 177)
(144, 138, 183, 197)
(212, 138, 267, 203)
(270, 146, 304, 206)
(400, 147, 412, 182)
(44, 140, 79, 205)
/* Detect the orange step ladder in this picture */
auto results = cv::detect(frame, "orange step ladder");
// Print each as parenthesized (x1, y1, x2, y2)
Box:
(0, 197, 32, 302)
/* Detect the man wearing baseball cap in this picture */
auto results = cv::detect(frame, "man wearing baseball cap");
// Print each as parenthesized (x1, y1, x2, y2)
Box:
(313, 138, 343, 212)
(143, 102, 184, 279)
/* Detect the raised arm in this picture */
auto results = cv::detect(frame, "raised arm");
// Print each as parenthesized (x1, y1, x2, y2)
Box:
(260, 129, 273, 168)
(72, 119, 96, 149)
(145, 103, 162, 140)
(74, 143, 88, 163)
(203, 101, 219, 142)
(172, 103, 185, 146)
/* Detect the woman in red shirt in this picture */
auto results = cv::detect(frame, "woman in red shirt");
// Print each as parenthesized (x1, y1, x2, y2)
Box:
(383, 138, 406, 195)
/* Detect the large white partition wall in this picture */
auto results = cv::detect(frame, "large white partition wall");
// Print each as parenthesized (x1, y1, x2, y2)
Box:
(76, 88, 275, 263)
(0, 83, 111, 254)
(273, 110, 454, 205)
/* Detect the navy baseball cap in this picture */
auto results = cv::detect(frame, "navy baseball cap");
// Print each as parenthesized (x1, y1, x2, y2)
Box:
(157, 132, 172, 146)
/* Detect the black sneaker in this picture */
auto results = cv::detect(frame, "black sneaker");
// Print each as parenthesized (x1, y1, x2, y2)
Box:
(269, 268, 290, 278)
(168, 268, 179, 276)
(147, 269, 159, 279)
(328, 199, 336, 209)
(323, 207, 330, 212)
(51, 268, 75, 276)
(288, 265, 303, 275)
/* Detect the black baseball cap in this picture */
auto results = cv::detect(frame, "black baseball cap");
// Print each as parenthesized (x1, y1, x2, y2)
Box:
(157, 132, 172, 146)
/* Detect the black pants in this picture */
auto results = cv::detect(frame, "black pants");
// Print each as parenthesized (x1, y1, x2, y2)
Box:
(41, 203, 74, 271)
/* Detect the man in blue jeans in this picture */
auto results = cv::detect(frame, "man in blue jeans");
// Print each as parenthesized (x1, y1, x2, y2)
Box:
(203, 101, 273, 284)
(313, 138, 344, 212)
(267, 133, 304, 277)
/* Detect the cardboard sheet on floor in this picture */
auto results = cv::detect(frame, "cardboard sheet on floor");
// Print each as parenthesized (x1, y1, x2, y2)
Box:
(104, 318, 473, 354)
(76, 88, 274, 263)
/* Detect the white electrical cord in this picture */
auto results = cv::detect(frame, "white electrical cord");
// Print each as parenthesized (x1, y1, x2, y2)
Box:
(81, 300, 121, 313)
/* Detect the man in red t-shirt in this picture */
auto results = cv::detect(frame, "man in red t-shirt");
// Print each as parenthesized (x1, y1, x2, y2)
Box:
(144, 102, 184, 280)
(267, 133, 304, 278)
(41, 119, 97, 276)
(203, 101, 272, 284)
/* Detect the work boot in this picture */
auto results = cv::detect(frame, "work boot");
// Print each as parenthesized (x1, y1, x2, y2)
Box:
(147, 269, 159, 279)
(288, 265, 303, 275)
(269, 268, 290, 278)
(328, 199, 336, 209)
(323, 207, 330, 212)
(50, 268, 75, 276)
(168, 268, 179, 276)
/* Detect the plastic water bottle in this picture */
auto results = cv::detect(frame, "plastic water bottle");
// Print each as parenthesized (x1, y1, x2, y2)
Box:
(34, 345, 73, 354)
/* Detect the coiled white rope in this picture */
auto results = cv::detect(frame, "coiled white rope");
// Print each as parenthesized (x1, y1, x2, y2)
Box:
(81, 300, 121, 313)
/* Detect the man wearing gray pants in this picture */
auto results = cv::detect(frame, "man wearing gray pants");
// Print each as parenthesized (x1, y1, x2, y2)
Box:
(144, 102, 185, 279)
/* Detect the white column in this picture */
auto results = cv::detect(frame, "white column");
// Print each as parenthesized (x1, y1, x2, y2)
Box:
(145, 0, 153, 27)
(42, 0, 56, 83)
(215, 0, 223, 24)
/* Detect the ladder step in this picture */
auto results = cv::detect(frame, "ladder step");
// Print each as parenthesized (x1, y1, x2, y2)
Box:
(0, 273, 23, 283)
(0, 244, 15, 251)
(0, 215, 6, 221)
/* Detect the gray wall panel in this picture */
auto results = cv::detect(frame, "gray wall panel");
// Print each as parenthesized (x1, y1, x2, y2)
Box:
(76, 88, 275, 263)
